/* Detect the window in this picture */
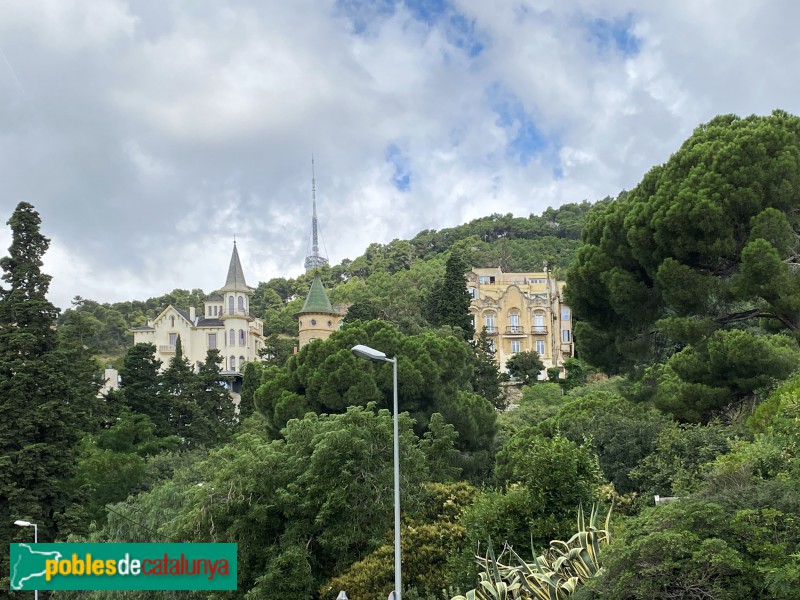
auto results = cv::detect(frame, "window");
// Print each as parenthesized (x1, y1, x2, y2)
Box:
(228, 296, 234, 315)
(170, 316, 175, 327)
(229, 356, 236, 370)
(310, 319, 317, 326)
(468, 287, 478, 299)
(511, 340, 521, 354)
(561, 308, 570, 321)
(238, 296, 245, 312)
(208, 333, 217, 349)
(488, 341, 495, 354)
(169, 333, 177, 346)
(534, 313, 546, 333)
(484, 314, 495, 329)
(509, 312, 520, 327)
(239, 356, 245, 369)
(213, 305, 218, 316)
(562, 329, 571, 342)
(239, 329, 246, 345)
(229, 329, 235, 345)
(536, 340, 545, 355)
(328, 320, 333, 327)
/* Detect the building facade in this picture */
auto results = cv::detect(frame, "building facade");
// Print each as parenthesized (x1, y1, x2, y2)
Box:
(132, 243, 265, 375)
(468, 267, 574, 376)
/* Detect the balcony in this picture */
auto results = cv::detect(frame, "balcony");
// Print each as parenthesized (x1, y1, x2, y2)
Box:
(532, 326, 548, 335)
(159, 344, 176, 354)
(483, 326, 498, 335)
(503, 325, 526, 335)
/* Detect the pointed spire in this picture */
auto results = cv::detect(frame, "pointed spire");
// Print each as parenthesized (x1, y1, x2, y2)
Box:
(297, 272, 335, 314)
(221, 241, 249, 292)
(304, 157, 330, 273)
(312, 157, 319, 257)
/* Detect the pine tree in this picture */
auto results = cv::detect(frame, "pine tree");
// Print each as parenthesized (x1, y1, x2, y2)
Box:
(471, 328, 505, 409)
(118, 343, 168, 435)
(193, 349, 235, 445)
(0, 203, 99, 584)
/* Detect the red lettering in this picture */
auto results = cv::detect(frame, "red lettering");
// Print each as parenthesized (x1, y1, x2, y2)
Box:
(142, 558, 159, 575)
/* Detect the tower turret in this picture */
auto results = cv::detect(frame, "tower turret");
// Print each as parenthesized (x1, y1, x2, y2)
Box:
(296, 272, 341, 348)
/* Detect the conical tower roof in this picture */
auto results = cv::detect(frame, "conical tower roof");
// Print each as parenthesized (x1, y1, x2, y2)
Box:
(297, 273, 336, 315)
(220, 242, 250, 293)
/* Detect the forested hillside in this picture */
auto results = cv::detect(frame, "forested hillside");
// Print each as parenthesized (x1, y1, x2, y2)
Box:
(6, 110, 800, 599)
(59, 201, 598, 357)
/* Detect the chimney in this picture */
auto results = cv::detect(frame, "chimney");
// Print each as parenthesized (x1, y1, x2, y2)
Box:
(189, 306, 196, 322)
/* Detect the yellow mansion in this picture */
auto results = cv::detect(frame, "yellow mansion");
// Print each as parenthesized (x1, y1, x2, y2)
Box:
(468, 267, 574, 376)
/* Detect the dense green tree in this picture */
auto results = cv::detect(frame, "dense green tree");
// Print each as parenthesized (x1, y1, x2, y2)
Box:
(192, 348, 236, 445)
(85, 406, 435, 600)
(239, 360, 263, 419)
(537, 391, 673, 494)
(470, 328, 504, 408)
(254, 320, 496, 480)
(592, 500, 800, 599)
(630, 421, 733, 497)
(567, 111, 800, 419)
(505, 350, 545, 384)
(0, 203, 100, 585)
(71, 410, 181, 523)
(117, 343, 168, 434)
(448, 432, 602, 590)
(426, 251, 474, 338)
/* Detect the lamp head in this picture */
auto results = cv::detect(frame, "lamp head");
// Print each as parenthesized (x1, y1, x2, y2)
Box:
(351, 344, 388, 362)
(14, 520, 32, 527)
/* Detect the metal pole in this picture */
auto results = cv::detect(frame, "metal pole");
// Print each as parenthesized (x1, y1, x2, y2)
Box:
(391, 356, 401, 600)
(33, 523, 39, 600)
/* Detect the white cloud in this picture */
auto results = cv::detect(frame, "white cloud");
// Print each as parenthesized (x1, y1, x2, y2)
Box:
(1, 0, 799, 309)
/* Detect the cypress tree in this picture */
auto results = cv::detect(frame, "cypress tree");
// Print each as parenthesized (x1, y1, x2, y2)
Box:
(427, 251, 474, 338)
(0, 203, 98, 582)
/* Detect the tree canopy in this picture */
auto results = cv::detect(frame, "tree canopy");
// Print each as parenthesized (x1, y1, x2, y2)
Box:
(567, 110, 800, 420)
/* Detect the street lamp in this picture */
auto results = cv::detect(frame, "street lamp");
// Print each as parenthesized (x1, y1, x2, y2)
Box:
(351, 344, 401, 600)
(14, 520, 39, 600)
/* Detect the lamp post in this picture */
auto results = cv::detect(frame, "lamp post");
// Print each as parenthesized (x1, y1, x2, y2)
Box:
(14, 520, 38, 600)
(351, 344, 401, 600)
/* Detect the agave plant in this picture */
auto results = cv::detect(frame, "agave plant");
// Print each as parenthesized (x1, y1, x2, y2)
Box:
(452, 504, 612, 600)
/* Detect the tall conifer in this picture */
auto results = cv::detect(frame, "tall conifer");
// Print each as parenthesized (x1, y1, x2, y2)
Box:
(0, 203, 98, 583)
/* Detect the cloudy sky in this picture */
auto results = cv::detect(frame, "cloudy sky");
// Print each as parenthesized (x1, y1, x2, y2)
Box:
(0, 0, 798, 309)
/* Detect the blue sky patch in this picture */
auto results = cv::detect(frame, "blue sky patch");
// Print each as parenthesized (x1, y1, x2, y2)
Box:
(587, 13, 641, 57)
(486, 82, 560, 168)
(385, 144, 412, 191)
(335, 0, 486, 57)
(446, 13, 485, 57)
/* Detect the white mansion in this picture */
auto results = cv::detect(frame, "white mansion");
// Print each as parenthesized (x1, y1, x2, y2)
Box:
(132, 243, 266, 374)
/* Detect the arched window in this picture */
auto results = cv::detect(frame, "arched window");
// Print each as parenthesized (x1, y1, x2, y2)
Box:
(508, 310, 521, 333)
(228, 296, 234, 315)
(534, 312, 546, 334)
(229, 329, 235, 345)
(239, 329, 246, 345)
(229, 355, 236, 370)
(239, 356, 245, 369)
(484, 312, 497, 333)
(238, 296, 245, 312)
